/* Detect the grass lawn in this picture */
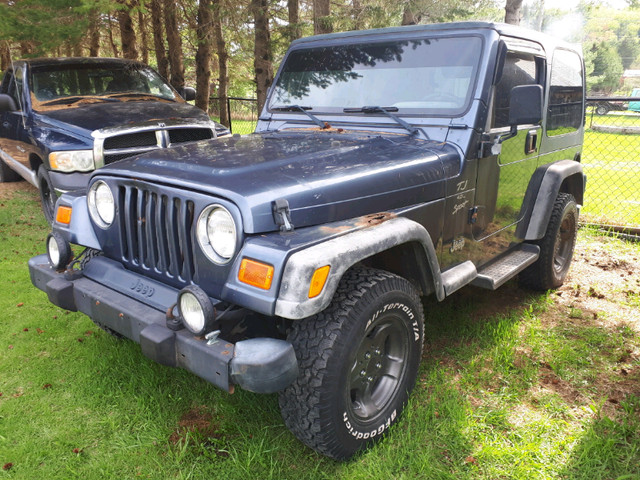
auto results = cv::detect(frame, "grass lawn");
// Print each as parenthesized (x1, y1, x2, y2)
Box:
(1, 185, 639, 479)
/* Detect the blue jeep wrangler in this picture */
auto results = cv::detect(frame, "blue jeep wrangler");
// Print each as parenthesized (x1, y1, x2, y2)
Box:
(0, 57, 228, 223)
(29, 22, 586, 459)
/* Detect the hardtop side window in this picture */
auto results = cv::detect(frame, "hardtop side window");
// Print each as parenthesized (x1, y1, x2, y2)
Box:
(546, 49, 583, 136)
(491, 52, 543, 129)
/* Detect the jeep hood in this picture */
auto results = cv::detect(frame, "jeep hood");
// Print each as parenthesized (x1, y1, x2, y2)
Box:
(36, 101, 210, 135)
(98, 131, 461, 233)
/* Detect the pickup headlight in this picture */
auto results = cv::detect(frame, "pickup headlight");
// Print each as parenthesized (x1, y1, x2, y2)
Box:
(49, 150, 95, 172)
(87, 180, 115, 228)
(197, 205, 237, 264)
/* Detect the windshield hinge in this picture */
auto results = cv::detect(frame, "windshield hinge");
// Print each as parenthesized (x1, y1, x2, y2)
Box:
(273, 198, 294, 232)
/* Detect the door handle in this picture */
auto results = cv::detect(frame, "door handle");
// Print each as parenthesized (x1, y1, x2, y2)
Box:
(2, 122, 9, 128)
(525, 129, 538, 155)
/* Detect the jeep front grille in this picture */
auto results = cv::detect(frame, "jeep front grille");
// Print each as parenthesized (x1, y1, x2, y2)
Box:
(118, 184, 195, 285)
(99, 127, 214, 166)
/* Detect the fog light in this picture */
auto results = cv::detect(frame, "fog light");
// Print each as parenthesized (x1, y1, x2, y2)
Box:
(47, 232, 72, 270)
(178, 286, 216, 336)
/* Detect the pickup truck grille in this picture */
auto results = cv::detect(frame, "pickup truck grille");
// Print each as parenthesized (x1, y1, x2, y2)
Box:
(118, 184, 196, 285)
(99, 127, 214, 166)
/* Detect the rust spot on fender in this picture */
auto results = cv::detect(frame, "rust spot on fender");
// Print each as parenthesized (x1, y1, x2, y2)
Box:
(357, 212, 396, 227)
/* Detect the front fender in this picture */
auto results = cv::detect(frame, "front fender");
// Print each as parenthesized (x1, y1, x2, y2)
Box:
(275, 216, 443, 320)
(52, 191, 101, 249)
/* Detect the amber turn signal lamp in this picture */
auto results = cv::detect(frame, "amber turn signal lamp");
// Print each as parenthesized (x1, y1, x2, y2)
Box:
(308, 265, 330, 298)
(238, 258, 274, 290)
(56, 205, 72, 225)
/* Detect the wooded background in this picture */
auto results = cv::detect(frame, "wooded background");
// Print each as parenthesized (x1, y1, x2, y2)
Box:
(1, 0, 639, 118)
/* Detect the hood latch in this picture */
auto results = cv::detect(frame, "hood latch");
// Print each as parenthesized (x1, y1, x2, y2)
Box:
(273, 198, 294, 232)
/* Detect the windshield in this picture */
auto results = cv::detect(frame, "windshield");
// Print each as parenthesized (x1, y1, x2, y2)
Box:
(29, 63, 177, 110)
(269, 36, 483, 116)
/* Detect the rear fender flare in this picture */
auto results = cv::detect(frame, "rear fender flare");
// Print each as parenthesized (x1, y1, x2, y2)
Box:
(520, 160, 585, 241)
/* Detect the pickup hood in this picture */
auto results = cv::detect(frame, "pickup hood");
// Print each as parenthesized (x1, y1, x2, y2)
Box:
(97, 131, 462, 233)
(36, 101, 210, 136)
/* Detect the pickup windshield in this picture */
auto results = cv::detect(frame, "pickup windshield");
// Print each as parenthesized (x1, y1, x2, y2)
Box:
(269, 36, 482, 116)
(30, 63, 177, 110)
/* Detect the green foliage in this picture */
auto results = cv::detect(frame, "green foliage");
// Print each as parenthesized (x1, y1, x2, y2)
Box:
(587, 41, 624, 93)
(0, 0, 89, 56)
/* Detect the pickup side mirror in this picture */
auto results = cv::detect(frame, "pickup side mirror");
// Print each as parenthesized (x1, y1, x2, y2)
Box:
(179, 87, 196, 102)
(509, 84, 543, 126)
(0, 93, 18, 113)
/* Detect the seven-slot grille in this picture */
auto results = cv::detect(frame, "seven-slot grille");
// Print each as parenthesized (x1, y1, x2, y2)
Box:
(118, 184, 195, 285)
(101, 127, 214, 165)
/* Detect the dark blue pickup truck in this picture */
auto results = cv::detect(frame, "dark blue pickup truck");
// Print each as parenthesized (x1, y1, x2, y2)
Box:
(0, 57, 228, 222)
(29, 23, 586, 459)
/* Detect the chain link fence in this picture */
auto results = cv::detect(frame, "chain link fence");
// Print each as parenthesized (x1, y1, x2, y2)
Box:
(582, 97, 640, 233)
(209, 95, 640, 232)
(209, 97, 258, 135)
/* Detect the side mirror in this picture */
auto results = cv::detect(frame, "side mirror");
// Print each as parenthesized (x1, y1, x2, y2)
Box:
(0, 93, 17, 112)
(179, 87, 196, 102)
(509, 84, 543, 126)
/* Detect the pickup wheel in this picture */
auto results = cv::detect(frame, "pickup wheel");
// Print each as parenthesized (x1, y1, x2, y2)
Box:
(595, 104, 610, 115)
(520, 193, 578, 290)
(37, 166, 57, 224)
(278, 267, 424, 460)
(0, 158, 20, 182)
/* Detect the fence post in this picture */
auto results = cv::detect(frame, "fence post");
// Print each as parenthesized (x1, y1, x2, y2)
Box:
(227, 97, 232, 134)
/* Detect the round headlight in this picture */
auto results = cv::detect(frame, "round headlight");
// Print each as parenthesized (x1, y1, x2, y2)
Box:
(197, 205, 237, 264)
(178, 286, 216, 336)
(88, 180, 115, 228)
(47, 232, 72, 270)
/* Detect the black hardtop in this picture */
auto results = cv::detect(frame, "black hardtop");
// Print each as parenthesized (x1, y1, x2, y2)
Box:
(289, 21, 578, 55)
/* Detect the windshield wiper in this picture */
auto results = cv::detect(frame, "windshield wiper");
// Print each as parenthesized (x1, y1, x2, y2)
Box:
(271, 104, 328, 129)
(41, 96, 121, 106)
(343, 106, 429, 139)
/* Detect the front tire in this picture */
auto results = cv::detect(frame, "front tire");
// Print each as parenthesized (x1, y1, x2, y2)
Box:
(37, 166, 57, 225)
(279, 267, 424, 460)
(520, 193, 578, 290)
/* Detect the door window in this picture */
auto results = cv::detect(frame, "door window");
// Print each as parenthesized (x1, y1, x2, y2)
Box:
(491, 52, 541, 129)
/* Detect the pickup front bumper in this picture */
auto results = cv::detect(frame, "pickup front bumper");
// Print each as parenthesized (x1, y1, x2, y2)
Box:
(28, 254, 297, 394)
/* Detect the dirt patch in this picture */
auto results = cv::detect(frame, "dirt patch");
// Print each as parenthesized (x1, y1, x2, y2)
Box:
(169, 406, 229, 458)
(0, 181, 37, 200)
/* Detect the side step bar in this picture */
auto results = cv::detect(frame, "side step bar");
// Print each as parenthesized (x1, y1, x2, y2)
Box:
(471, 243, 540, 290)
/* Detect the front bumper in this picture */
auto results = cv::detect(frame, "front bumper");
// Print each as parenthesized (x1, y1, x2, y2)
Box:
(28, 254, 297, 394)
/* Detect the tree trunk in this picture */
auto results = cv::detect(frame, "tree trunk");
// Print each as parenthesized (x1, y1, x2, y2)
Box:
(108, 17, 120, 57)
(164, 0, 185, 90)
(314, 0, 332, 34)
(252, 0, 273, 113)
(504, 0, 523, 25)
(352, 0, 363, 30)
(536, 0, 545, 31)
(118, 1, 139, 59)
(288, 0, 301, 42)
(1, 42, 10, 71)
(138, 8, 149, 64)
(401, 3, 421, 26)
(213, 0, 230, 127)
(89, 10, 101, 57)
(150, 0, 169, 79)
(195, 0, 213, 112)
